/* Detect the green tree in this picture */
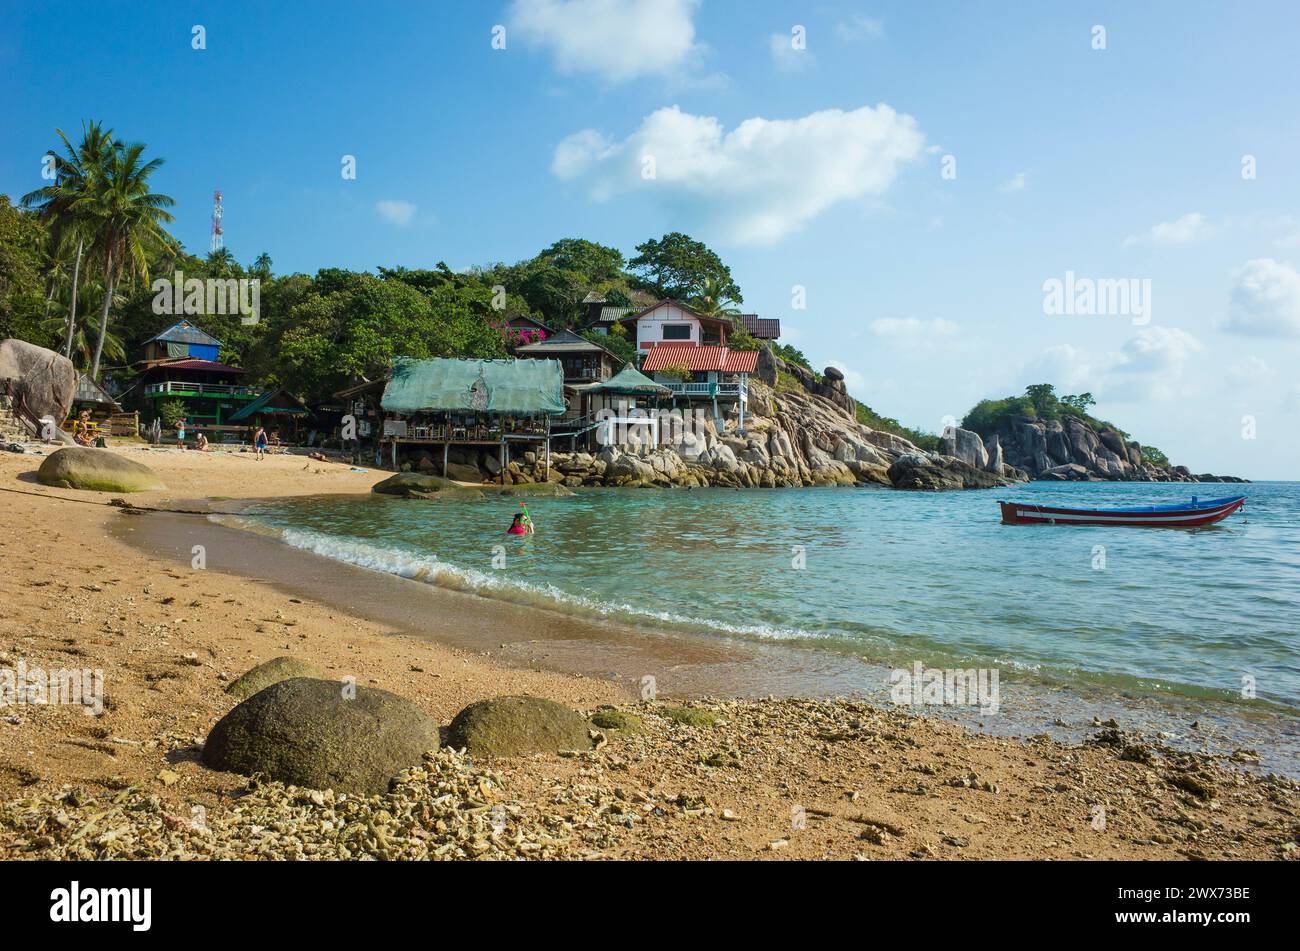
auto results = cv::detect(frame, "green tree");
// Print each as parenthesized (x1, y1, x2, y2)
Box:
(628, 232, 742, 303)
(1060, 392, 1096, 414)
(1024, 383, 1058, 418)
(21, 121, 116, 358)
(690, 274, 742, 318)
(76, 139, 176, 380)
(0, 196, 48, 344)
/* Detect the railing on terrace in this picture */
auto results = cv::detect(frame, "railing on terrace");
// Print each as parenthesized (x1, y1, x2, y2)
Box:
(663, 379, 747, 398)
(144, 381, 261, 397)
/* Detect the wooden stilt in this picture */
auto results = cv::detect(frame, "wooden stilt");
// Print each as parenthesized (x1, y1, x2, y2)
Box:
(442, 441, 449, 478)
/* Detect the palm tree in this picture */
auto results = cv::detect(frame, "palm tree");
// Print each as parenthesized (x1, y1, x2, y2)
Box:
(21, 121, 116, 359)
(206, 247, 236, 276)
(690, 276, 741, 318)
(76, 140, 175, 380)
(251, 252, 273, 279)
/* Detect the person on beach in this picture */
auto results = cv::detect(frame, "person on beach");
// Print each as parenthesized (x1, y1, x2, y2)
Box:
(195, 432, 209, 452)
(72, 410, 95, 447)
(506, 513, 532, 536)
(253, 425, 268, 460)
(175, 418, 186, 449)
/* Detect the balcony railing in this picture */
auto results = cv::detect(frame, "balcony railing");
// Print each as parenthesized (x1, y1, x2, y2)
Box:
(145, 381, 260, 398)
(663, 379, 747, 399)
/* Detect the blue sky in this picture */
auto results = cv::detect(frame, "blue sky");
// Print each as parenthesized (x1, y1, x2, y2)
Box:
(3, 0, 1299, 476)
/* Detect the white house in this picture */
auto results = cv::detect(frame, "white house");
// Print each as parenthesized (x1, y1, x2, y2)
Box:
(617, 300, 733, 353)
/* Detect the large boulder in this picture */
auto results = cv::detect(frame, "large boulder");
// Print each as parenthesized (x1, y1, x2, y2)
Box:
(446, 696, 593, 758)
(36, 447, 164, 492)
(941, 427, 989, 470)
(0, 339, 77, 427)
(225, 656, 324, 701)
(371, 471, 481, 499)
(888, 453, 1007, 491)
(202, 678, 441, 795)
(444, 461, 486, 483)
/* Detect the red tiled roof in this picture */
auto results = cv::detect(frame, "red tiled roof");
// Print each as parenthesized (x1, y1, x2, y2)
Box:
(641, 345, 757, 374)
(739, 314, 781, 339)
(152, 359, 246, 374)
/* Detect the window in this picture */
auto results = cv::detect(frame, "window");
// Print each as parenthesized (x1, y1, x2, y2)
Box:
(662, 324, 692, 340)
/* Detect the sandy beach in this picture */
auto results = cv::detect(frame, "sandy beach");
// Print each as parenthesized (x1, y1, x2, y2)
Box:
(0, 444, 1295, 860)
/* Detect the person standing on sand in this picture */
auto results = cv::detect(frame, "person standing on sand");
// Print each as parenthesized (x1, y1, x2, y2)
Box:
(176, 418, 186, 449)
(253, 425, 267, 460)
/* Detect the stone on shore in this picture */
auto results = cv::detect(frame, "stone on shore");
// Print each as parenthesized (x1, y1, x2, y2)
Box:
(371, 472, 482, 499)
(36, 447, 165, 493)
(446, 696, 592, 758)
(225, 656, 324, 701)
(887, 452, 1006, 491)
(202, 678, 441, 795)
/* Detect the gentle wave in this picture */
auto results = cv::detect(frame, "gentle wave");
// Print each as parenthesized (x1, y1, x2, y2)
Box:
(217, 514, 831, 644)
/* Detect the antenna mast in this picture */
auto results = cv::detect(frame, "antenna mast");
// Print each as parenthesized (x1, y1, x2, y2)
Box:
(210, 189, 224, 253)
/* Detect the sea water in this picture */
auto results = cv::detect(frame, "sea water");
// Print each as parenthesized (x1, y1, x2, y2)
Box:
(233, 481, 1300, 722)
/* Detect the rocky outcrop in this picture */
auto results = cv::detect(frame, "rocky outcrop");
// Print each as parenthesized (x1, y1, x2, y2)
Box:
(202, 678, 441, 795)
(37, 447, 165, 492)
(446, 696, 593, 758)
(0, 338, 77, 430)
(887, 453, 1008, 491)
(986, 415, 1245, 483)
(386, 351, 1027, 492)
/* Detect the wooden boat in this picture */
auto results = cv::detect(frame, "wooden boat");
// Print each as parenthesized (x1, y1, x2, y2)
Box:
(999, 494, 1246, 527)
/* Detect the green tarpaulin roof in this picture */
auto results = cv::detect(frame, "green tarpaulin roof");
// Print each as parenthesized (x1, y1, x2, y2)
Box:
(381, 358, 566, 416)
(573, 364, 671, 396)
(228, 388, 311, 422)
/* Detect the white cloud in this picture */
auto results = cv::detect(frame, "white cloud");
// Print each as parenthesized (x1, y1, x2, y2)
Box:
(999, 171, 1027, 193)
(1123, 212, 1209, 248)
(375, 200, 416, 226)
(835, 15, 884, 42)
(769, 32, 811, 72)
(1111, 326, 1202, 376)
(869, 317, 958, 339)
(1018, 328, 1203, 403)
(1019, 344, 1094, 391)
(509, 0, 700, 83)
(1224, 258, 1300, 337)
(551, 103, 926, 244)
(1225, 356, 1274, 388)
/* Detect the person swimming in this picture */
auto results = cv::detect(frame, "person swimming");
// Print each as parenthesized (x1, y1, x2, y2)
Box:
(506, 513, 529, 535)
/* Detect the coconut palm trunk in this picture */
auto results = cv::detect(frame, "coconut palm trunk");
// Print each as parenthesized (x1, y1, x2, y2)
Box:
(64, 236, 83, 359)
(90, 247, 114, 380)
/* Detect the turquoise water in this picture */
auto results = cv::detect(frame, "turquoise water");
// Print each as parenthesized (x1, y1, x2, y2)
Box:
(235, 482, 1300, 715)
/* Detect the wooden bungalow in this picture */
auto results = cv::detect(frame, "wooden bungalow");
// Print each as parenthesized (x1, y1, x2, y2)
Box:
(379, 357, 565, 481)
(514, 328, 622, 385)
(554, 364, 671, 451)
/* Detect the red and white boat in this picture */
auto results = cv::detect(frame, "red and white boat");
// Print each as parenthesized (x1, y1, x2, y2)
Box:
(999, 494, 1246, 527)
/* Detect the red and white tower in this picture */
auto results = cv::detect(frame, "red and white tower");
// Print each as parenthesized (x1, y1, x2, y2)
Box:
(210, 189, 224, 253)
